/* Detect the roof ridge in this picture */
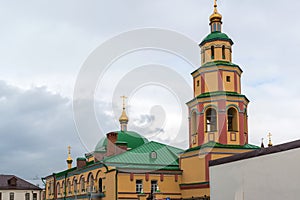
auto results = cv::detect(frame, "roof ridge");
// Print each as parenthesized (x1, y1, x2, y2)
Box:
(164, 147, 180, 164)
(0, 175, 42, 190)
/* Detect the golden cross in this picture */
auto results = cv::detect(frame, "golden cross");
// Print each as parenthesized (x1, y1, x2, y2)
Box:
(214, 0, 217, 7)
(120, 95, 127, 109)
(267, 133, 272, 141)
(68, 146, 71, 155)
(267, 132, 273, 147)
(213, 0, 218, 13)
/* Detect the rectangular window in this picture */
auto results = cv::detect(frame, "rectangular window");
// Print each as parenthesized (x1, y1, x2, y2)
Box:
(230, 132, 237, 141)
(213, 23, 217, 32)
(0, 192, 2, 200)
(25, 193, 30, 200)
(226, 76, 231, 82)
(197, 80, 200, 87)
(9, 193, 14, 200)
(192, 135, 197, 144)
(151, 180, 158, 193)
(136, 180, 143, 193)
(33, 193, 37, 200)
(208, 133, 215, 142)
(50, 182, 54, 195)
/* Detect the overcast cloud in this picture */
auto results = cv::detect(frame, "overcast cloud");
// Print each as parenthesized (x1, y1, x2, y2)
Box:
(1, 0, 300, 182)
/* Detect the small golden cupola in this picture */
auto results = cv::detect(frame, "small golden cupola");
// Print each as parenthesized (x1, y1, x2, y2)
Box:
(66, 146, 73, 169)
(119, 96, 129, 132)
(268, 133, 273, 147)
(210, 0, 222, 32)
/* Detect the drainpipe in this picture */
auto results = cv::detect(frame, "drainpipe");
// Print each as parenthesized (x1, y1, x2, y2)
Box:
(53, 173, 57, 200)
(115, 170, 118, 200)
(64, 173, 67, 200)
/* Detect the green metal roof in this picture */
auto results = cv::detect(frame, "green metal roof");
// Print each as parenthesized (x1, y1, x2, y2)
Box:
(94, 131, 149, 152)
(196, 91, 249, 101)
(191, 61, 243, 75)
(200, 31, 233, 46)
(185, 141, 260, 153)
(54, 160, 96, 179)
(54, 168, 76, 179)
(201, 61, 239, 68)
(103, 141, 183, 170)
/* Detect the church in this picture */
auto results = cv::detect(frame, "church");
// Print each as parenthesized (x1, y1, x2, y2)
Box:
(43, 1, 261, 200)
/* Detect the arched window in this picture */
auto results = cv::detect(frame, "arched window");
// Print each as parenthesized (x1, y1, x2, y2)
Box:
(80, 176, 85, 193)
(50, 182, 54, 195)
(73, 178, 77, 194)
(228, 108, 238, 131)
(61, 181, 65, 196)
(206, 108, 217, 132)
(98, 178, 103, 193)
(67, 180, 71, 195)
(222, 45, 226, 59)
(88, 173, 94, 192)
(56, 183, 60, 196)
(211, 46, 215, 59)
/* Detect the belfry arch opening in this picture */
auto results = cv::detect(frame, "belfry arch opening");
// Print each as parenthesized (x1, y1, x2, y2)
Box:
(206, 108, 217, 132)
(211, 46, 215, 59)
(222, 45, 226, 59)
(227, 108, 238, 131)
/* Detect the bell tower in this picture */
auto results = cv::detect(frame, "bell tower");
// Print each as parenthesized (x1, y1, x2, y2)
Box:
(187, 0, 249, 148)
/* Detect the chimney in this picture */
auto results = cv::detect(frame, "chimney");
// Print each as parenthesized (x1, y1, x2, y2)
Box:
(106, 132, 118, 156)
(76, 158, 86, 169)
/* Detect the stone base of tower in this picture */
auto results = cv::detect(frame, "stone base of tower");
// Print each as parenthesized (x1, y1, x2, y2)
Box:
(179, 141, 259, 199)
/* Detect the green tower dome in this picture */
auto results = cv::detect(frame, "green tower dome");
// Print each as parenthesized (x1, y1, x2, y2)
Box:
(94, 131, 149, 152)
(200, 32, 233, 46)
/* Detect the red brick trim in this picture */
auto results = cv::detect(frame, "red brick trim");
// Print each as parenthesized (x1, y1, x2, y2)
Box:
(201, 74, 205, 93)
(218, 70, 223, 91)
(205, 154, 212, 181)
(239, 112, 245, 145)
(130, 173, 134, 181)
(218, 100, 227, 144)
(160, 174, 164, 182)
(180, 183, 210, 190)
(234, 72, 238, 92)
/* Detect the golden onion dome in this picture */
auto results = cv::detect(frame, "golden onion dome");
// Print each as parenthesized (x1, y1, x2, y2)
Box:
(210, 11, 222, 22)
(210, 0, 222, 22)
(119, 109, 129, 122)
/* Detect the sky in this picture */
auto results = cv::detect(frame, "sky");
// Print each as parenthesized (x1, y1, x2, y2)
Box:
(1, 0, 300, 183)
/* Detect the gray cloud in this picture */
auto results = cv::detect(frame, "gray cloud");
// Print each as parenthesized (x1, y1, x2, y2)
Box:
(0, 81, 85, 180)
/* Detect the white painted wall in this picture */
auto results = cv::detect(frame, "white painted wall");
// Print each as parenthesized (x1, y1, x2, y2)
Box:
(0, 190, 41, 200)
(210, 148, 300, 200)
